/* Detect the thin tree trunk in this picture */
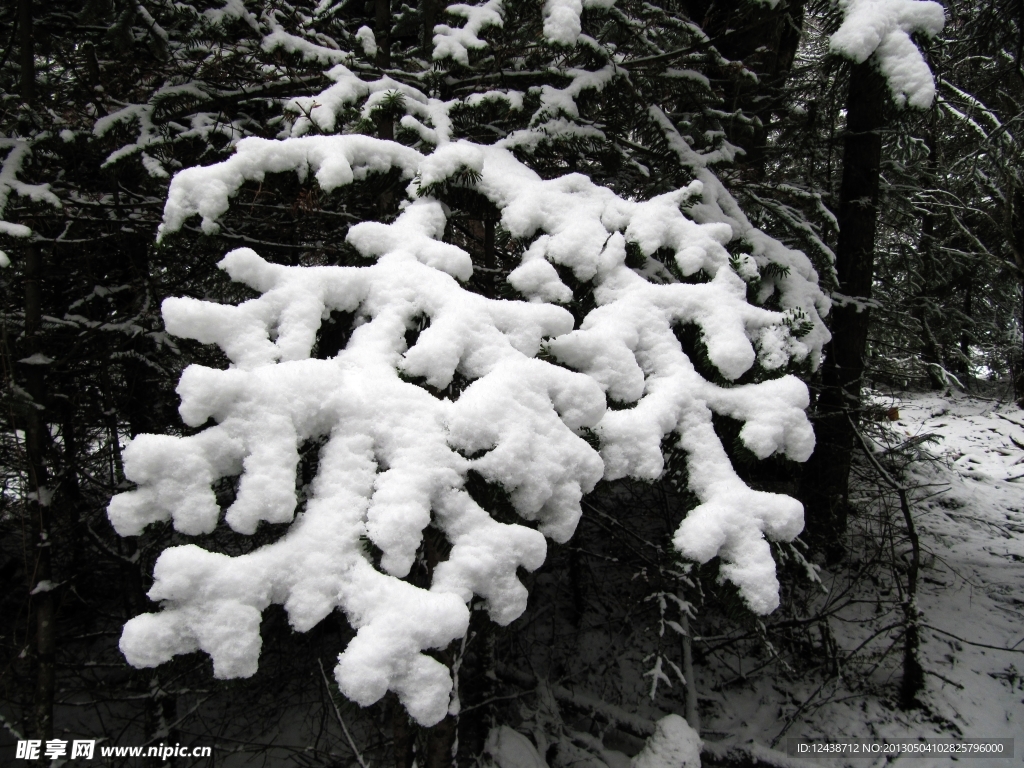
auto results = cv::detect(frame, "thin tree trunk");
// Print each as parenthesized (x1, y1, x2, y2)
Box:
(680, 610, 699, 734)
(915, 128, 945, 390)
(23, 243, 55, 743)
(457, 606, 495, 767)
(18, 5, 52, 733)
(392, 695, 416, 768)
(957, 278, 973, 376)
(801, 61, 886, 560)
(19, 0, 33, 104)
(1010, 187, 1024, 405)
(422, 0, 439, 56)
(852, 426, 922, 708)
(376, 0, 393, 138)
(425, 704, 457, 768)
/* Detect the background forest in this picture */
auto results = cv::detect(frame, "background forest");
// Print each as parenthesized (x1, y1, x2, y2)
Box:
(1, 1, 1023, 766)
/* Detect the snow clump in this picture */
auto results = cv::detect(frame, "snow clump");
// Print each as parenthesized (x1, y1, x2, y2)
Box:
(831, 0, 946, 108)
(632, 715, 702, 768)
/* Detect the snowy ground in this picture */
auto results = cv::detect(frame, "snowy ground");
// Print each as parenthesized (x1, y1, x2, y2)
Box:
(888, 392, 1024, 766)
(706, 391, 1024, 767)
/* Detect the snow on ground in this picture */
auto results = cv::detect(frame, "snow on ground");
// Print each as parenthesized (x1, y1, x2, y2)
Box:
(700, 389, 1023, 767)
(891, 391, 1024, 764)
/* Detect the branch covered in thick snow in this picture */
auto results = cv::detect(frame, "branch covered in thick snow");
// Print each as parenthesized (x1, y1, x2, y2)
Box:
(433, 0, 504, 65)
(113, 118, 826, 722)
(831, 0, 945, 108)
(110, 236, 604, 724)
(158, 135, 422, 238)
(422, 141, 819, 612)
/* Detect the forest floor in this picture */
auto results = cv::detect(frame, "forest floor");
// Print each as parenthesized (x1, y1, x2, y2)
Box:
(704, 389, 1024, 767)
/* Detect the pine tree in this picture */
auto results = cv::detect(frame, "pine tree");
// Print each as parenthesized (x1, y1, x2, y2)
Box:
(98, 0, 830, 735)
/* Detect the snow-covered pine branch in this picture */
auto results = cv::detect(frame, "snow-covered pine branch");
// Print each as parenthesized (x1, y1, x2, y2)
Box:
(108, 117, 826, 723)
(99, 0, 835, 728)
(0, 137, 62, 241)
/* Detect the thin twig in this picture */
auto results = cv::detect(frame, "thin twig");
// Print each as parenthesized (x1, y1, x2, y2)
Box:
(923, 669, 964, 690)
(318, 659, 371, 768)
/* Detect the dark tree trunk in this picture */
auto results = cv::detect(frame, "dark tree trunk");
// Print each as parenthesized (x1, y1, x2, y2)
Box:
(1009, 188, 1024, 405)
(392, 695, 416, 768)
(17, 4, 54, 733)
(913, 128, 942, 387)
(19, 0, 33, 104)
(376, 0, 393, 142)
(22, 243, 56, 742)
(956, 278, 973, 376)
(915, 128, 945, 390)
(375, 0, 391, 70)
(425, 710, 457, 768)
(457, 605, 496, 767)
(801, 61, 887, 559)
(423, 0, 439, 56)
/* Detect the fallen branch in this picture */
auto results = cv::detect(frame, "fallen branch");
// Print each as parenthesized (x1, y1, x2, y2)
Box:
(922, 625, 1024, 654)
(923, 669, 964, 690)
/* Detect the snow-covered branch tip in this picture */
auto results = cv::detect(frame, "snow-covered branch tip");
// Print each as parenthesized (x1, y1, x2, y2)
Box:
(831, 0, 946, 108)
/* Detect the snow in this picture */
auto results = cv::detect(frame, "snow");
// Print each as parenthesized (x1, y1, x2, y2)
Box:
(157, 135, 423, 238)
(355, 26, 377, 58)
(111, 58, 832, 723)
(433, 1, 504, 66)
(699, 389, 1024, 767)
(18, 353, 54, 365)
(263, 23, 350, 64)
(543, 0, 617, 46)
(109, 244, 604, 724)
(430, 0, 617, 57)
(486, 725, 550, 768)
(831, 0, 946, 108)
(29, 579, 56, 595)
(631, 715, 702, 768)
(203, 0, 260, 29)
(285, 65, 451, 141)
(543, 0, 585, 45)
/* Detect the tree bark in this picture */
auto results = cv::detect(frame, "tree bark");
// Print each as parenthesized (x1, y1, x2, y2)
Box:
(423, 0, 439, 56)
(1009, 187, 1024, 405)
(800, 61, 886, 559)
(682, 0, 806, 176)
(392, 695, 416, 768)
(376, 0, 393, 142)
(457, 606, 496, 767)
(22, 243, 56, 743)
(680, 610, 700, 734)
(19, 0, 34, 104)
(914, 129, 945, 390)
